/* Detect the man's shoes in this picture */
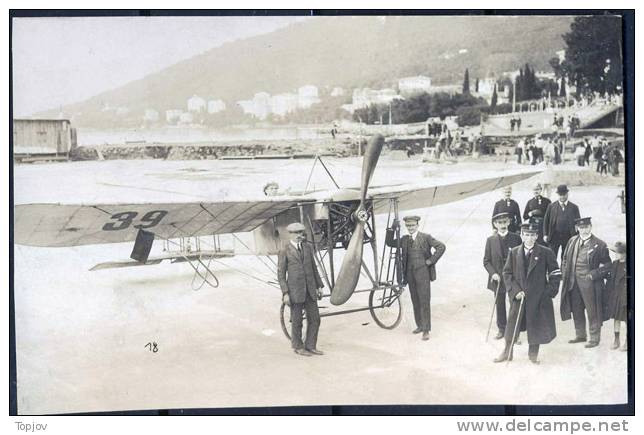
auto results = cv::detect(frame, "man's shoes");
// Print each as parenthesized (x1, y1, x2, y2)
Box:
(412, 327, 423, 334)
(306, 348, 324, 356)
(494, 351, 510, 363)
(568, 337, 587, 344)
(494, 330, 505, 340)
(584, 341, 599, 349)
(620, 343, 628, 352)
(294, 348, 313, 357)
(422, 332, 430, 341)
(611, 337, 620, 350)
(529, 357, 541, 365)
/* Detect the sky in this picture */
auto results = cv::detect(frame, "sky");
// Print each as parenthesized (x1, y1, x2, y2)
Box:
(11, 16, 306, 117)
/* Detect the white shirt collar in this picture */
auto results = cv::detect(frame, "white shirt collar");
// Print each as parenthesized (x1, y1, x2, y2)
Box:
(290, 240, 301, 250)
(559, 200, 569, 207)
(410, 231, 418, 241)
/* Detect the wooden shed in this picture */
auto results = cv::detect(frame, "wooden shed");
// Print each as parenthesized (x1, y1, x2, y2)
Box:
(13, 119, 77, 161)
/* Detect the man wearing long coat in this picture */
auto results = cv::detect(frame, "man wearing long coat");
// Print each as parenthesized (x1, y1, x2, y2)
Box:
(494, 223, 561, 364)
(560, 217, 611, 348)
(543, 184, 581, 261)
(386, 215, 446, 341)
(483, 212, 522, 339)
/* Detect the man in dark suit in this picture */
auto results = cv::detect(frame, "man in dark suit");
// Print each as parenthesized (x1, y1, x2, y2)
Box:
(560, 217, 611, 348)
(494, 223, 561, 364)
(492, 186, 522, 233)
(523, 183, 551, 244)
(483, 212, 523, 339)
(278, 222, 324, 356)
(386, 215, 446, 341)
(543, 184, 581, 262)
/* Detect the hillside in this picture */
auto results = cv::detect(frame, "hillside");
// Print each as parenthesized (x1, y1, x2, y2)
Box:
(41, 15, 573, 127)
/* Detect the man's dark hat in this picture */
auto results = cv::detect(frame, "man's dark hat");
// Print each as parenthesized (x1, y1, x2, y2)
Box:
(556, 184, 569, 195)
(403, 215, 421, 223)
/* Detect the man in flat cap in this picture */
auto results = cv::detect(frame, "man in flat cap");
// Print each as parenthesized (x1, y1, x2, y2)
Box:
(386, 215, 446, 341)
(492, 186, 522, 234)
(543, 184, 581, 262)
(278, 222, 325, 356)
(523, 183, 551, 244)
(484, 212, 523, 339)
(495, 223, 561, 364)
(560, 217, 611, 348)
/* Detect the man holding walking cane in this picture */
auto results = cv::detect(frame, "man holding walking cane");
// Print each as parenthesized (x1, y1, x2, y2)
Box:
(494, 223, 561, 364)
(483, 212, 522, 340)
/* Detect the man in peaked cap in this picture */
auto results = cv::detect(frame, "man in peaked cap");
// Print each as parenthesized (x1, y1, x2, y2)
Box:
(543, 184, 581, 262)
(386, 215, 446, 341)
(492, 186, 522, 233)
(277, 222, 325, 356)
(484, 212, 523, 339)
(495, 223, 561, 364)
(560, 217, 611, 348)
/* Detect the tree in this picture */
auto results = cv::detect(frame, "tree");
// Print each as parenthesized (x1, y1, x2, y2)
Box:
(462, 69, 470, 94)
(475, 78, 480, 93)
(563, 16, 623, 94)
(559, 76, 567, 97)
(490, 85, 498, 111)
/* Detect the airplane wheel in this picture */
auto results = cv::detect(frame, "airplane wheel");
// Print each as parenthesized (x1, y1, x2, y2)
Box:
(368, 287, 402, 329)
(280, 303, 306, 341)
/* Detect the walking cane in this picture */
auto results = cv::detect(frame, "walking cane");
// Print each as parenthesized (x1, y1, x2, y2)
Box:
(506, 295, 526, 366)
(485, 279, 501, 342)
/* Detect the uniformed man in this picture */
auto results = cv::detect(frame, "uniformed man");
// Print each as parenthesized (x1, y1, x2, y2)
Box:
(492, 186, 522, 233)
(277, 222, 325, 356)
(386, 215, 446, 341)
(483, 212, 523, 339)
(560, 217, 611, 348)
(523, 183, 551, 244)
(543, 184, 581, 262)
(494, 223, 561, 364)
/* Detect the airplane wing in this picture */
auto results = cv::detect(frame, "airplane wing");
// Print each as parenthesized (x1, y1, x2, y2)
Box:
(369, 170, 541, 214)
(15, 199, 307, 247)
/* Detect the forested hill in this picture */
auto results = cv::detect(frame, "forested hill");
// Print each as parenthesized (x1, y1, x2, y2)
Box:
(42, 15, 573, 124)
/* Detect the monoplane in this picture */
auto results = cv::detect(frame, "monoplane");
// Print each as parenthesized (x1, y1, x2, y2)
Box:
(15, 135, 539, 337)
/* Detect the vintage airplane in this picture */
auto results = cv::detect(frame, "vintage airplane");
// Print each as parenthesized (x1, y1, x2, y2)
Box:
(15, 135, 539, 334)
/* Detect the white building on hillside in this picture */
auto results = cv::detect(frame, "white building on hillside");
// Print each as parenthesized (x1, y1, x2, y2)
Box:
(271, 93, 299, 116)
(207, 99, 226, 114)
(143, 109, 159, 122)
(179, 112, 194, 124)
(297, 85, 320, 109)
(237, 92, 271, 119)
(398, 76, 432, 95)
(165, 109, 183, 123)
(187, 95, 206, 113)
(331, 87, 345, 97)
(352, 88, 402, 109)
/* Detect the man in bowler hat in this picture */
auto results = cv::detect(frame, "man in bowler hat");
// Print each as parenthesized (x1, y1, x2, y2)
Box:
(543, 184, 581, 262)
